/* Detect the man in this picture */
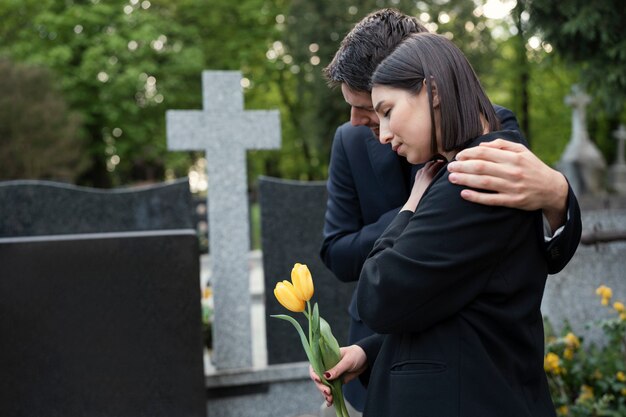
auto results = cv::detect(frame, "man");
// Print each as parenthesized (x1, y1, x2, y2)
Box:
(317, 8, 581, 416)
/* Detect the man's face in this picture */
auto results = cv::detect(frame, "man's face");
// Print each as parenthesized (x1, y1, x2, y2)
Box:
(341, 83, 380, 137)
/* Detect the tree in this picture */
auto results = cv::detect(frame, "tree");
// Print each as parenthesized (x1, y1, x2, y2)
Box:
(526, 0, 626, 163)
(0, 59, 87, 181)
(527, 0, 626, 116)
(0, 0, 284, 187)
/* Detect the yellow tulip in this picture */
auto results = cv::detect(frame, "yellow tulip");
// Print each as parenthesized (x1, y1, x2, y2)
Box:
(291, 263, 314, 301)
(274, 280, 305, 312)
(614, 301, 625, 313)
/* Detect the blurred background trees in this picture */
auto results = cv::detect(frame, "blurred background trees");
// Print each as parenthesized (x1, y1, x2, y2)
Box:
(0, 0, 624, 188)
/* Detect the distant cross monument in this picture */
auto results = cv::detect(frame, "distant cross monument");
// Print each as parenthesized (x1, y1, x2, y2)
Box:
(609, 124, 626, 194)
(166, 71, 281, 369)
(557, 85, 606, 196)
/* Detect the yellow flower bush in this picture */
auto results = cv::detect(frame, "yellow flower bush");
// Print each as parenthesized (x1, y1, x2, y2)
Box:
(544, 285, 626, 416)
(544, 352, 563, 375)
(595, 285, 613, 306)
(272, 263, 350, 417)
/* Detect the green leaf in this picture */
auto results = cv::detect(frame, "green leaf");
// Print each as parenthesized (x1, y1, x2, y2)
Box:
(271, 314, 315, 365)
(307, 303, 326, 381)
(319, 317, 341, 369)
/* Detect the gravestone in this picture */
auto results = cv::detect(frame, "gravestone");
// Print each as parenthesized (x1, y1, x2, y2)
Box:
(608, 124, 626, 195)
(259, 176, 355, 364)
(0, 231, 206, 417)
(167, 71, 281, 370)
(557, 85, 606, 196)
(0, 178, 193, 237)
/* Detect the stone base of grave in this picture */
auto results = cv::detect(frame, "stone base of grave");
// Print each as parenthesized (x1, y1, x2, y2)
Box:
(205, 362, 322, 417)
(542, 202, 626, 345)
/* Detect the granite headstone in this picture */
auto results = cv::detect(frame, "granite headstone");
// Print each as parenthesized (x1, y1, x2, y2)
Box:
(0, 230, 206, 417)
(608, 124, 626, 195)
(0, 178, 193, 237)
(259, 176, 355, 365)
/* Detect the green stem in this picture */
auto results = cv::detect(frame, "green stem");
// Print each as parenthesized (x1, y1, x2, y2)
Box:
(331, 380, 349, 417)
(307, 301, 312, 344)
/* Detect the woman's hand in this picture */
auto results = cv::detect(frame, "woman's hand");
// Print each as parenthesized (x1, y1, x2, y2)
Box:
(309, 345, 368, 406)
(402, 160, 446, 213)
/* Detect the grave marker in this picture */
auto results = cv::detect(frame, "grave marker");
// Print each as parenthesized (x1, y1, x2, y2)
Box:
(166, 71, 281, 369)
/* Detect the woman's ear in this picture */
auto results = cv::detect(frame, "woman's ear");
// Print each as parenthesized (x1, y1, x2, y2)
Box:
(430, 78, 440, 108)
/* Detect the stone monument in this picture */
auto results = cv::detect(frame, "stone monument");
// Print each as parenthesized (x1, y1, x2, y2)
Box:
(608, 124, 626, 195)
(0, 180, 206, 417)
(167, 72, 325, 416)
(166, 71, 281, 370)
(258, 176, 355, 365)
(557, 85, 606, 196)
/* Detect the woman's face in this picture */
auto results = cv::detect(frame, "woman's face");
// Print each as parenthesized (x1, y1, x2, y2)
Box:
(372, 84, 439, 165)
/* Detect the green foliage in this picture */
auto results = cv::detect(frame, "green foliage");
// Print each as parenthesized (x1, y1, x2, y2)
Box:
(544, 287, 626, 416)
(0, 0, 622, 186)
(0, 0, 283, 187)
(0, 59, 88, 181)
(528, 0, 626, 116)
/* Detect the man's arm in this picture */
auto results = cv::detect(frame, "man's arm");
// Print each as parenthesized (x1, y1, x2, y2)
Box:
(320, 125, 400, 282)
(447, 139, 581, 273)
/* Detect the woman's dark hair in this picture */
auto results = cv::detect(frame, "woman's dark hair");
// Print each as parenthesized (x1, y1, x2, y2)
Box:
(371, 33, 500, 154)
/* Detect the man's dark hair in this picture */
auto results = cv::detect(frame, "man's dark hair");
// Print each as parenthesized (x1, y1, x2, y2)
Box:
(371, 33, 500, 154)
(324, 8, 427, 93)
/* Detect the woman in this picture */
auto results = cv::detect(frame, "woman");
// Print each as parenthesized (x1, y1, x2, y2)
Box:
(313, 32, 556, 417)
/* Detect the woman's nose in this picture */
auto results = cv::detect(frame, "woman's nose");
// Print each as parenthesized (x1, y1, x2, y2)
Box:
(379, 127, 392, 144)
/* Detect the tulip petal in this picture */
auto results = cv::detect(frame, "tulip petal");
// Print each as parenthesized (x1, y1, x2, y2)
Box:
(274, 281, 305, 312)
(292, 263, 314, 301)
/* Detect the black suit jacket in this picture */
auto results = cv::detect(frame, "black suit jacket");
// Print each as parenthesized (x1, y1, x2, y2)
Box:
(320, 106, 581, 410)
(356, 131, 556, 417)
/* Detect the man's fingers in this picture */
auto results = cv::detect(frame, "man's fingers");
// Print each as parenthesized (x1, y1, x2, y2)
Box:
(448, 168, 521, 192)
(478, 138, 527, 152)
(455, 142, 522, 163)
(459, 188, 519, 208)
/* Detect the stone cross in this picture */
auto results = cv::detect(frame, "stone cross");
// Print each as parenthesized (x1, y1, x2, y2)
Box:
(613, 124, 626, 166)
(558, 85, 606, 195)
(564, 85, 592, 146)
(166, 71, 281, 369)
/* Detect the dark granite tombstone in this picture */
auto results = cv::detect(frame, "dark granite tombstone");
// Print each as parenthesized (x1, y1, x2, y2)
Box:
(0, 179, 206, 417)
(0, 230, 206, 417)
(259, 176, 355, 364)
(0, 178, 193, 237)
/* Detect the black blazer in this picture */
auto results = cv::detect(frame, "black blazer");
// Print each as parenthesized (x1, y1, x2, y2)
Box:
(356, 131, 556, 417)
